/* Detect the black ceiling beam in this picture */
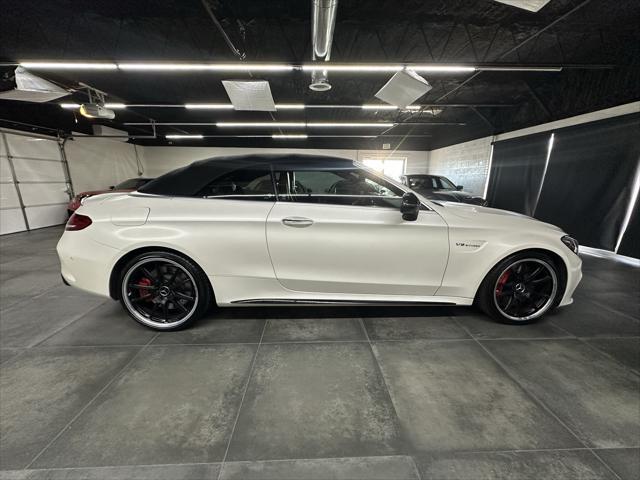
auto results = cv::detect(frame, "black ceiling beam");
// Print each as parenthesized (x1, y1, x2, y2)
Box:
(432, 0, 596, 103)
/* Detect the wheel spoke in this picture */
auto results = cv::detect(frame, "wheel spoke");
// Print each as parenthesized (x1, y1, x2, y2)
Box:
(128, 283, 157, 290)
(174, 291, 194, 301)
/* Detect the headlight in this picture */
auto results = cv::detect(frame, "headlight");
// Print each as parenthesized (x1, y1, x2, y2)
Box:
(561, 235, 579, 255)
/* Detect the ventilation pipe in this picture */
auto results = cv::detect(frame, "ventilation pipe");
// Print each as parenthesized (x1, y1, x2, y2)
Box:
(309, 0, 338, 91)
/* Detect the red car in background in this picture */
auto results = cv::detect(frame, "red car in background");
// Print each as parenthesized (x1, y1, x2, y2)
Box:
(67, 177, 154, 216)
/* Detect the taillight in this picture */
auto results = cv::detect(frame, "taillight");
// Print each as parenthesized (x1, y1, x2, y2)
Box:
(66, 213, 92, 231)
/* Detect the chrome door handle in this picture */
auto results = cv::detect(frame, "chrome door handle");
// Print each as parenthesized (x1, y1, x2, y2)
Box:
(282, 217, 314, 228)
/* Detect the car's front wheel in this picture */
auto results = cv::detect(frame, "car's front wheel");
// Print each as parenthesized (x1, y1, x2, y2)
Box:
(119, 251, 211, 330)
(477, 251, 563, 324)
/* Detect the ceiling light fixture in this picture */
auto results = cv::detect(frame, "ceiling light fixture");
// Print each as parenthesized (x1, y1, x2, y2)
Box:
(165, 134, 203, 139)
(103, 103, 126, 109)
(215, 122, 394, 128)
(60, 103, 81, 108)
(118, 63, 294, 71)
(20, 62, 118, 70)
(275, 103, 306, 110)
(184, 103, 235, 109)
(272, 134, 309, 139)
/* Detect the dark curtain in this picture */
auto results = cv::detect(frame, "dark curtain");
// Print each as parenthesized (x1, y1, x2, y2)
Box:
(534, 114, 640, 252)
(486, 133, 551, 216)
(616, 175, 640, 258)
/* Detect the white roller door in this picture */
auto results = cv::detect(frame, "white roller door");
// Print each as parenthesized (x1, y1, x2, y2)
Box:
(0, 131, 72, 235)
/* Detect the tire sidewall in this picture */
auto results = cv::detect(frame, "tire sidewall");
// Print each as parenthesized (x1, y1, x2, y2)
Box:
(478, 251, 565, 325)
(119, 251, 210, 331)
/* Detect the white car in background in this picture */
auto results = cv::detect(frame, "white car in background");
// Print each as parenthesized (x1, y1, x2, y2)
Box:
(57, 155, 582, 331)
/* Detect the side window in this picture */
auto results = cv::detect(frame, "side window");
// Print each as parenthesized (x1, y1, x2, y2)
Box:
(196, 167, 275, 200)
(277, 167, 404, 208)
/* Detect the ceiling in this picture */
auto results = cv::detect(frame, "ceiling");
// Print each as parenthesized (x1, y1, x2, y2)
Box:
(0, 0, 638, 150)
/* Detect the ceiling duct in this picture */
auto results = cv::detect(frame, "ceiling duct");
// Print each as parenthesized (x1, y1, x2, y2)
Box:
(309, 0, 338, 91)
(0, 67, 69, 102)
(494, 0, 552, 12)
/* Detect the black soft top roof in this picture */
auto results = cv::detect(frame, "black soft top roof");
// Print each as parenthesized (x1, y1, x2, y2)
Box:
(138, 154, 356, 196)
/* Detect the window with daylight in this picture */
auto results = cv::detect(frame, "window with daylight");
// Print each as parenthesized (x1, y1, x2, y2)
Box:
(361, 157, 406, 181)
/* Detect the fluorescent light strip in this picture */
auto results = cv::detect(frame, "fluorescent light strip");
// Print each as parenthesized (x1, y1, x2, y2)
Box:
(185, 104, 235, 110)
(303, 65, 403, 72)
(165, 134, 203, 139)
(272, 134, 308, 139)
(215, 122, 394, 128)
(184, 103, 305, 110)
(361, 104, 422, 110)
(21, 61, 563, 74)
(60, 103, 81, 109)
(118, 63, 294, 71)
(103, 103, 126, 109)
(20, 62, 118, 69)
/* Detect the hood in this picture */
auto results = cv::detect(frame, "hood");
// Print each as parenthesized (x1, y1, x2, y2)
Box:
(427, 200, 565, 234)
(414, 188, 484, 203)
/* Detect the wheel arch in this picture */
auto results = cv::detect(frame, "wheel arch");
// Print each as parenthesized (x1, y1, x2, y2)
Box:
(109, 246, 214, 300)
(473, 247, 568, 302)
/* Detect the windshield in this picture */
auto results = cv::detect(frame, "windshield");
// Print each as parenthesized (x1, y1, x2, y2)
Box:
(407, 175, 456, 191)
(115, 178, 150, 190)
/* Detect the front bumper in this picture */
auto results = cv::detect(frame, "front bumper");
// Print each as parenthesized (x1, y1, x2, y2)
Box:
(559, 254, 582, 307)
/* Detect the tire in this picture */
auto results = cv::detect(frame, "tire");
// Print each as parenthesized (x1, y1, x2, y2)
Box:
(118, 251, 211, 331)
(477, 251, 564, 325)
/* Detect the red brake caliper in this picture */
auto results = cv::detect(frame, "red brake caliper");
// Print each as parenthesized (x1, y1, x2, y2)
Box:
(495, 269, 511, 295)
(138, 277, 153, 301)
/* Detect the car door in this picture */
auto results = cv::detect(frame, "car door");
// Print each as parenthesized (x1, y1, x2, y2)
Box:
(266, 160, 449, 297)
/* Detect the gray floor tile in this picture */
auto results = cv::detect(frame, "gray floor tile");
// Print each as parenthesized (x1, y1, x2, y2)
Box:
(152, 317, 265, 345)
(0, 347, 139, 470)
(0, 348, 23, 364)
(226, 343, 403, 461)
(585, 338, 640, 372)
(372, 340, 580, 452)
(0, 266, 63, 311)
(33, 345, 257, 468)
(262, 317, 366, 342)
(41, 301, 156, 346)
(363, 316, 468, 340)
(0, 464, 219, 480)
(414, 449, 616, 479)
(454, 311, 571, 339)
(220, 455, 419, 480)
(548, 300, 640, 337)
(482, 339, 640, 448)
(0, 286, 107, 347)
(596, 448, 640, 480)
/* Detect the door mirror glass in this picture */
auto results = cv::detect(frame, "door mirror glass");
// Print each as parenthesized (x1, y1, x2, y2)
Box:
(400, 192, 420, 221)
(456, 185, 464, 190)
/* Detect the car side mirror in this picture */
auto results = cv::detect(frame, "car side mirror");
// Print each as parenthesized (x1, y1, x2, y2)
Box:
(401, 192, 420, 221)
(456, 185, 464, 190)
(109, 185, 115, 190)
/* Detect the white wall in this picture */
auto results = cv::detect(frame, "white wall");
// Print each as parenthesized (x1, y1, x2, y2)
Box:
(427, 137, 493, 196)
(140, 146, 428, 177)
(64, 137, 141, 193)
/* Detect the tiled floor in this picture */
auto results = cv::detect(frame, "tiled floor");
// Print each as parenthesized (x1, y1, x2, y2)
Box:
(0, 226, 638, 479)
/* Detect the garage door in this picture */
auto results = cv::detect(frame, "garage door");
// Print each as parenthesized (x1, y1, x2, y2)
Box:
(0, 131, 72, 235)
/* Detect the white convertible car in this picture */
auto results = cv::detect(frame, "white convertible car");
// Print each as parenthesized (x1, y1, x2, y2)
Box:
(57, 155, 582, 330)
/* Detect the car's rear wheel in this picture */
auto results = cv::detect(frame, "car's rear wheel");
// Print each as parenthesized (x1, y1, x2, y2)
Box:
(119, 252, 211, 330)
(477, 252, 562, 324)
